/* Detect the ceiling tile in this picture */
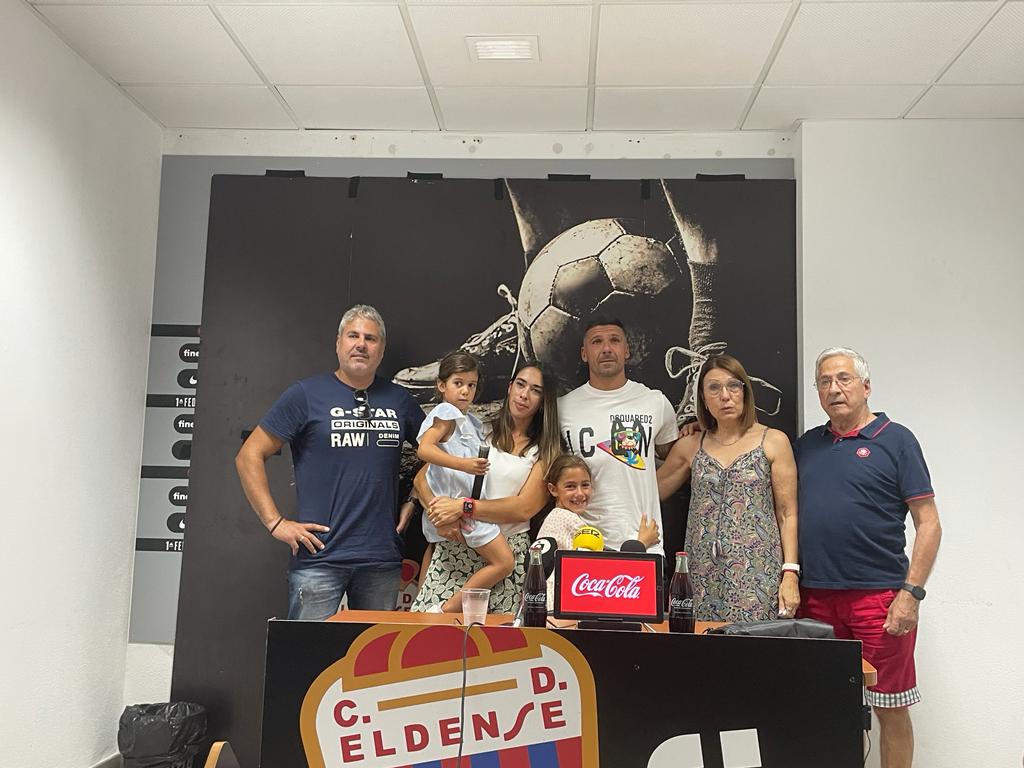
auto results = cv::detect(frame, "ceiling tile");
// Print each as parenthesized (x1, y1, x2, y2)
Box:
(942, 2, 1024, 83)
(125, 85, 295, 128)
(214, 0, 397, 3)
(32, 0, 205, 4)
(744, 85, 922, 128)
(767, 2, 994, 85)
(408, 5, 591, 86)
(410, 0, 589, 4)
(31, 0, 395, 3)
(435, 87, 586, 131)
(907, 84, 1024, 116)
(218, 5, 422, 86)
(278, 85, 438, 128)
(597, 4, 790, 87)
(594, 87, 751, 130)
(409, 0, 588, 4)
(37, 5, 260, 84)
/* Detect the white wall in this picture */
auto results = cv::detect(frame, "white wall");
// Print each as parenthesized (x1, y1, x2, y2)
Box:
(123, 644, 174, 708)
(798, 120, 1024, 767)
(0, 0, 162, 765)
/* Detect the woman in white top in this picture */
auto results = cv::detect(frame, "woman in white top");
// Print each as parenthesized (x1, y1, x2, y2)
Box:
(416, 352, 514, 613)
(411, 362, 562, 613)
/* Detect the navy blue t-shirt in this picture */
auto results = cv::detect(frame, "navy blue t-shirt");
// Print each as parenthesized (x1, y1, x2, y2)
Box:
(260, 373, 422, 569)
(794, 412, 934, 590)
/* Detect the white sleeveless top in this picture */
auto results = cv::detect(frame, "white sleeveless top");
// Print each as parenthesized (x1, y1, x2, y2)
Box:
(482, 441, 539, 537)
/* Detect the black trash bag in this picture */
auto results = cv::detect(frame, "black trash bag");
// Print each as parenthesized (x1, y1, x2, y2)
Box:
(118, 702, 207, 768)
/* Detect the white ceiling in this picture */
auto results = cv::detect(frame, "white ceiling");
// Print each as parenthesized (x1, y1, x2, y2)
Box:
(29, 0, 1024, 132)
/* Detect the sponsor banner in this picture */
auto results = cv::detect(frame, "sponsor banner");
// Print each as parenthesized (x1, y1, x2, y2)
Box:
(151, 324, 200, 337)
(178, 342, 200, 363)
(558, 554, 660, 618)
(141, 465, 189, 479)
(136, 537, 184, 552)
(147, 394, 197, 409)
(300, 625, 598, 768)
(174, 414, 195, 434)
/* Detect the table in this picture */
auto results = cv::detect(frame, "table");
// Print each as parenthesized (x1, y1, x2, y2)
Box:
(262, 610, 868, 767)
(328, 610, 877, 685)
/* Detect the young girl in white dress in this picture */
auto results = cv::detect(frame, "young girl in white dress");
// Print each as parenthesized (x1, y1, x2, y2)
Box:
(417, 352, 514, 612)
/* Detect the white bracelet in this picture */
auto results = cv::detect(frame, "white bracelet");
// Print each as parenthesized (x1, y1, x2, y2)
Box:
(782, 562, 801, 573)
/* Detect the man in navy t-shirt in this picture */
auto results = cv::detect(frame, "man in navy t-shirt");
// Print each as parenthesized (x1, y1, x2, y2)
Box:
(236, 304, 422, 619)
(795, 347, 942, 768)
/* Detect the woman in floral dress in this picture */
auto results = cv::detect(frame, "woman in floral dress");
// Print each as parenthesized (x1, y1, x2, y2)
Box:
(657, 354, 800, 622)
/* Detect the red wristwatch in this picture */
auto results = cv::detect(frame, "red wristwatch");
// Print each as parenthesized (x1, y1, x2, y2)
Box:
(462, 498, 475, 518)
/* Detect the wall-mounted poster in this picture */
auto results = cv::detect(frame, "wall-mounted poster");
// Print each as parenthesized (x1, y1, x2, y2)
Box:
(172, 175, 795, 765)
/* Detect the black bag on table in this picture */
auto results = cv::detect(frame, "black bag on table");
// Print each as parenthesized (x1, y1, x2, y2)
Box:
(705, 618, 835, 639)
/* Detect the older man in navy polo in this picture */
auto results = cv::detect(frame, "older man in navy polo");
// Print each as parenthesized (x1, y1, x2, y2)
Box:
(795, 347, 942, 768)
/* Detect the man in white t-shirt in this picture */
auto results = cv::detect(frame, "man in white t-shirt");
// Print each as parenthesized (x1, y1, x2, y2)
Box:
(558, 319, 679, 554)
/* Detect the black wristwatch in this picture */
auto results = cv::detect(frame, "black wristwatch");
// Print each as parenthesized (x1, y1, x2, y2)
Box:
(901, 582, 926, 601)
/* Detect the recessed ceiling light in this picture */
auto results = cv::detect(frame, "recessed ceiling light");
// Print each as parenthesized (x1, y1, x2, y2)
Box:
(466, 36, 539, 62)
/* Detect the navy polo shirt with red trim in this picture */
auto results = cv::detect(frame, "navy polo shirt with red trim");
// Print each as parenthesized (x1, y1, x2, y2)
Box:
(794, 412, 934, 590)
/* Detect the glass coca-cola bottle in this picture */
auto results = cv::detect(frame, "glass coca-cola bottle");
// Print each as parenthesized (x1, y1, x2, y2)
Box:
(668, 551, 695, 633)
(521, 545, 548, 628)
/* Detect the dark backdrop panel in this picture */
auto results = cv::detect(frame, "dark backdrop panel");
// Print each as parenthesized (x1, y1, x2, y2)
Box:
(660, 180, 798, 437)
(171, 175, 796, 766)
(348, 178, 523, 383)
(172, 175, 358, 767)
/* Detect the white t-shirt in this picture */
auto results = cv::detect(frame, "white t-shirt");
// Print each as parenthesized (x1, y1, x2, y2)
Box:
(558, 380, 679, 554)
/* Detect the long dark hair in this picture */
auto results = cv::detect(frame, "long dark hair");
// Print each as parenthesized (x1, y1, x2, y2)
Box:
(489, 362, 562, 472)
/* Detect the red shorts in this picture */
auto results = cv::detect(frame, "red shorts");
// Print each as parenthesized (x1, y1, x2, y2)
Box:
(799, 587, 921, 708)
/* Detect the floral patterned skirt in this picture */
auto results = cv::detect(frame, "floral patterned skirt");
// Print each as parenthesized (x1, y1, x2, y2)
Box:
(410, 532, 530, 614)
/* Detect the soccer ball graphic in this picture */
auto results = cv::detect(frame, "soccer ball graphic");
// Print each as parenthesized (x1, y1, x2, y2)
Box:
(517, 218, 688, 390)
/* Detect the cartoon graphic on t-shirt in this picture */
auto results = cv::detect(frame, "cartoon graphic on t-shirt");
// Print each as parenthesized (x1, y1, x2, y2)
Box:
(597, 416, 649, 470)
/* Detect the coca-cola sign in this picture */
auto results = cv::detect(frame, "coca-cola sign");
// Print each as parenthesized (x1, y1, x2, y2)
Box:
(555, 551, 663, 622)
(571, 574, 644, 600)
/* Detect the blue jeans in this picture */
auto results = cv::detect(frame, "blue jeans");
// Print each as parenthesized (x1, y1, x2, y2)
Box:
(287, 563, 402, 620)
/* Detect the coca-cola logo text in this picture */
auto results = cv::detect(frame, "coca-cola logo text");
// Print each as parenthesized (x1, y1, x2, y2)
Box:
(571, 574, 644, 600)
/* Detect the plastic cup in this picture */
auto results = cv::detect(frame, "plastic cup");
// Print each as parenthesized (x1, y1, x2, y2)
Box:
(461, 588, 491, 626)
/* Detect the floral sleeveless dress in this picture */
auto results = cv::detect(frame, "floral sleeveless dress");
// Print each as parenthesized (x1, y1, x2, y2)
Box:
(685, 428, 782, 622)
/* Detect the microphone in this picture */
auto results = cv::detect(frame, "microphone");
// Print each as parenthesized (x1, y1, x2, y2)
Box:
(529, 537, 558, 578)
(572, 525, 604, 552)
(469, 445, 490, 499)
(619, 539, 648, 553)
(512, 537, 558, 627)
